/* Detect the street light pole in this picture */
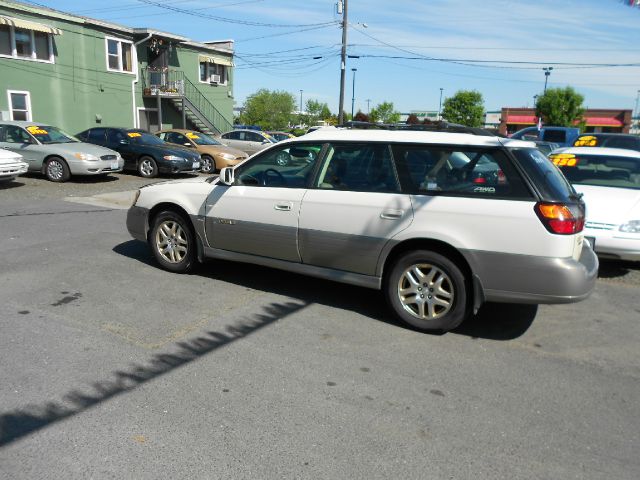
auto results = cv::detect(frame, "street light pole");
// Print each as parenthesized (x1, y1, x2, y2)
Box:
(366, 98, 371, 115)
(338, 0, 348, 124)
(351, 68, 357, 119)
(543, 67, 553, 92)
(299, 89, 303, 125)
(438, 88, 444, 120)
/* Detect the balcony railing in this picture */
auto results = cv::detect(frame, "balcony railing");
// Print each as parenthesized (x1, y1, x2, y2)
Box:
(142, 68, 184, 96)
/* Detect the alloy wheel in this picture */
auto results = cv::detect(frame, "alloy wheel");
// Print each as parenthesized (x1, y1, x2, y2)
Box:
(397, 263, 454, 320)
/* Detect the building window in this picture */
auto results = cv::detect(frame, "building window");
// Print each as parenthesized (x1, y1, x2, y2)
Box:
(7, 91, 32, 121)
(0, 24, 54, 62)
(106, 37, 133, 73)
(199, 61, 227, 85)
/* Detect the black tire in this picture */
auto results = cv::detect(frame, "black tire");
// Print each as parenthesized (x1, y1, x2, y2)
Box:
(200, 154, 216, 174)
(384, 250, 469, 333)
(149, 210, 196, 273)
(138, 156, 158, 178)
(44, 157, 71, 182)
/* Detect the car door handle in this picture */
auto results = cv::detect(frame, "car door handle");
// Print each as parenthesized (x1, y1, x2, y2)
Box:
(380, 209, 404, 220)
(274, 202, 292, 212)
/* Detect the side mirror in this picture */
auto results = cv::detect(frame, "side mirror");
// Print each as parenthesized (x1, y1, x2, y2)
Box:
(219, 167, 235, 185)
(184, 142, 193, 147)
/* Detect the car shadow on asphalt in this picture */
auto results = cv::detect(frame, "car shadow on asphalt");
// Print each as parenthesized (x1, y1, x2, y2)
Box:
(598, 259, 639, 278)
(113, 240, 538, 341)
(0, 179, 25, 189)
(0, 300, 308, 448)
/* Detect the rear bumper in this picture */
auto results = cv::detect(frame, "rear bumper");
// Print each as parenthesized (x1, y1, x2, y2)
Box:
(463, 243, 598, 304)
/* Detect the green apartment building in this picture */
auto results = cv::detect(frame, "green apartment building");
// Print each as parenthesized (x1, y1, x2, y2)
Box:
(0, 0, 234, 135)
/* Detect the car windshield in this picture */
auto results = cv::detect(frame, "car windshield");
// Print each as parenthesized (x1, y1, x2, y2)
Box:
(27, 125, 78, 144)
(187, 133, 221, 146)
(127, 132, 165, 145)
(555, 153, 640, 190)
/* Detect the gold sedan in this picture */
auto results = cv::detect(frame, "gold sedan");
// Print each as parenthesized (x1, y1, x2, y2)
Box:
(156, 129, 248, 173)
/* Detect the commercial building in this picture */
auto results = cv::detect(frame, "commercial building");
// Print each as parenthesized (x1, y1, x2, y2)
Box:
(499, 107, 632, 136)
(0, 0, 234, 135)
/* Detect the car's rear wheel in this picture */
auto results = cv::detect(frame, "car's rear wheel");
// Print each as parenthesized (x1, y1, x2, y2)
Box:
(149, 210, 196, 273)
(200, 154, 215, 173)
(45, 157, 70, 182)
(138, 156, 158, 178)
(384, 250, 469, 333)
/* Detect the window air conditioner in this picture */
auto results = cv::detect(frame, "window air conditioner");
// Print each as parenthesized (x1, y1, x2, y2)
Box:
(210, 74, 221, 84)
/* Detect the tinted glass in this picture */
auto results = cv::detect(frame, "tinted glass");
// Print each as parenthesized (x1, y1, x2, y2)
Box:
(3, 126, 32, 143)
(558, 154, 640, 190)
(602, 136, 640, 151)
(542, 130, 567, 143)
(315, 143, 399, 193)
(512, 148, 576, 201)
(393, 145, 529, 198)
(108, 129, 126, 143)
(188, 132, 221, 145)
(87, 128, 106, 143)
(26, 125, 78, 144)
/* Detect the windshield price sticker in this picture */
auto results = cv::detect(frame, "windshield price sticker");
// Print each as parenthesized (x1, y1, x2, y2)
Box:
(27, 126, 48, 135)
(186, 133, 200, 139)
(127, 132, 142, 138)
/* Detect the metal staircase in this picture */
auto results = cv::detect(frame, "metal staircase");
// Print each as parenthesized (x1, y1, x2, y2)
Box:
(142, 68, 233, 135)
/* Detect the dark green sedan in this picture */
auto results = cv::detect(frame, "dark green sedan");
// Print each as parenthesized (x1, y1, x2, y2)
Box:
(76, 128, 201, 178)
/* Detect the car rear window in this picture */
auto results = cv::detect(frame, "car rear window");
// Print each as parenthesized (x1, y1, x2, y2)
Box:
(552, 153, 640, 190)
(542, 130, 566, 143)
(511, 148, 578, 201)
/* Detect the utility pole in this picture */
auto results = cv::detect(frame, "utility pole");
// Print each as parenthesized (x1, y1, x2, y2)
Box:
(438, 88, 444, 120)
(543, 67, 553, 92)
(366, 98, 371, 115)
(338, 0, 348, 124)
(299, 89, 303, 125)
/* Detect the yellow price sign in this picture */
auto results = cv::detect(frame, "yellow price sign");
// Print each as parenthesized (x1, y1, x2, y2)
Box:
(574, 136, 597, 147)
(186, 133, 200, 139)
(127, 132, 142, 138)
(27, 126, 48, 135)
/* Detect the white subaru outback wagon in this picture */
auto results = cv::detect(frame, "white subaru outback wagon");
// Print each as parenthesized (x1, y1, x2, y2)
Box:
(127, 125, 598, 333)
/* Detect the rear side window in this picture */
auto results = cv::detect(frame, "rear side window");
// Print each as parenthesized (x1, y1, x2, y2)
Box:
(87, 128, 106, 143)
(511, 148, 577, 201)
(315, 143, 400, 193)
(602, 136, 640, 151)
(392, 145, 530, 199)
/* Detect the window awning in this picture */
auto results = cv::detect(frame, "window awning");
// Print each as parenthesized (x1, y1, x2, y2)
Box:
(0, 16, 63, 35)
(584, 116, 624, 127)
(506, 115, 537, 124)
(198, 54, 234, 67)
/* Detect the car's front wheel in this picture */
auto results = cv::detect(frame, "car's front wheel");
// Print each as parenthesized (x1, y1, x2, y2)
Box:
(45, 157, 70, 182)
(200, 154, 216, 174)
(384, 250, 469, 333)
(138, 156, 158, 178)
(149, 210, 196, 273)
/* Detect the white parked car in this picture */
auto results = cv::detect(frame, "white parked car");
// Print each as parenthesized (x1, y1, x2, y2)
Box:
(550, 147, 640, 261)
(127, 125, 597, 333)
(0, 149, 28, 182)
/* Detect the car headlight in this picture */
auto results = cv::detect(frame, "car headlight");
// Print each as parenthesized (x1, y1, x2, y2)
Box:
(220, 152, 236, 160)
(74, 152, 99, 161)
(619, 220, 640, 233)
(163, 155, 183, 161)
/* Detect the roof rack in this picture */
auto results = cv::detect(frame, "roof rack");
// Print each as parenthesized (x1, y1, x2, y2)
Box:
(338, 120, 496, 137)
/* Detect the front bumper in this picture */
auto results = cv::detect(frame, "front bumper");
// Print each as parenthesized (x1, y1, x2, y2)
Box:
(68, 158, 124, 175)
(0, 161, 28, 179)
(463, 242, 599, 305)
(158, 159, 201, 175)
(585, 230, 640, 262)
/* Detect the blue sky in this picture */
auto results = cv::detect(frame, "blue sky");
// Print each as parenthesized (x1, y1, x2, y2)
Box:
(33, 0, 640, 114)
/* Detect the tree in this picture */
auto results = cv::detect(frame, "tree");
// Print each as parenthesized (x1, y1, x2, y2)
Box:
(239, 89, 296, 130)
(535, 87, 585, 128)
(441, 90, 484, 127)
(305, 99, 332, 124)
(369, 101, 401, 123)
(353, 111, 370, 122)
(406, 114, 420, 124)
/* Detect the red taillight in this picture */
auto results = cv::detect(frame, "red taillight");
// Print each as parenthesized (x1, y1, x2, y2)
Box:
(473, 176, 486, 184)
(535, 202, 585, 235)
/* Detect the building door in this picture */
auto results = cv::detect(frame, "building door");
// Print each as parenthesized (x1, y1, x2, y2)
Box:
(137, 108, 159, 132)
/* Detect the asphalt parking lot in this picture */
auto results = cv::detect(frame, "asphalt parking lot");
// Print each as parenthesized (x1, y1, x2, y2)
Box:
(1, 172, 639, 479)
